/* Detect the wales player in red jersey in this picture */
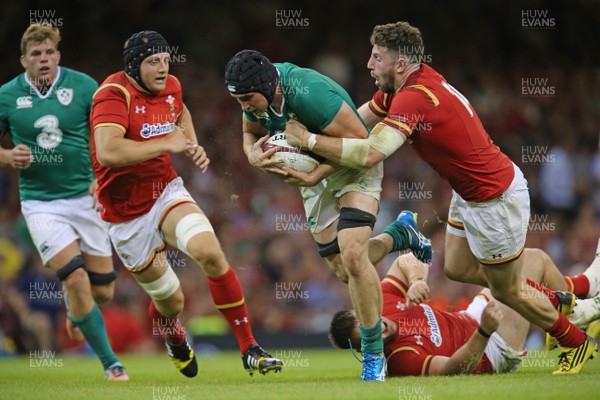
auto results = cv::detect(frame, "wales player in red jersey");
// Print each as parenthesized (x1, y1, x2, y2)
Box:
(90, 31, 281, 377)
(329, 252, 600, 376)
(286, 22, 598, 374)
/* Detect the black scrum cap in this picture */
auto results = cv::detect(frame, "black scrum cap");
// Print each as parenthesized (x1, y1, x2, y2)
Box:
(123, 30, 169, 93)
(224, 50, 278, 104)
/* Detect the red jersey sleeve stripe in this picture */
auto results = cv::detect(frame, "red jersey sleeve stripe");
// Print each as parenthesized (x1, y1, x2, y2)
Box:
(369, 98, 388, 117)
(386, 346, 419, 362)
(94, 122, 126, 133)
(383, 118, 413, 136)
(93, 83, 132, 110)
(407, 85, 440, 107)
(383, 276, 409, 298)
(421, 355, 433, 376)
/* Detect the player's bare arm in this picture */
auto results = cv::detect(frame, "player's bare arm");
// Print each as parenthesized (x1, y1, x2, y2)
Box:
(178, 104, 210, 172)
(286, 119, 402, 170)
(0, 143, 32, 169)
(428, 301, 502, 375)
(358, 101, 384, 130)
(94, 124, 191, 167)
(391, 254, 431, 307)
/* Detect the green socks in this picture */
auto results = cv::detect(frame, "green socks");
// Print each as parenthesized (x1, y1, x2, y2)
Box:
(71, 304, 120, 370)
(360, 320, 384, 354)
(383, 221, 411, 252)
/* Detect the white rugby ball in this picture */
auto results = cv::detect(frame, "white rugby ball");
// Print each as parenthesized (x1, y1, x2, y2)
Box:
(262, 132, 321, 173)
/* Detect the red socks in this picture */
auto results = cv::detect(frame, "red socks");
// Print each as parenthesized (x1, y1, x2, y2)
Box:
(208, 267, 256, 354)
(546, 313, 586, 348)
(148, 300, 185, 345)
(564, 275, 590, 298)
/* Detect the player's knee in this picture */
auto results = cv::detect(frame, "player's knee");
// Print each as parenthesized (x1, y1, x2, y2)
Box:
(62, 267, 90, 291)
(340, 242, 366, 271)
(91, 282, 115, 304)
(87, 270, 117, 304)
(175, 212, 215, 260)
(188, 241, 227, 275)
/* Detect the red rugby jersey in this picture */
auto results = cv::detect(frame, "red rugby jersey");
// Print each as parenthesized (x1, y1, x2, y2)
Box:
(369, 64, 514, 202)
(381, 275, 492, 376)
(90, 72, 181, 222)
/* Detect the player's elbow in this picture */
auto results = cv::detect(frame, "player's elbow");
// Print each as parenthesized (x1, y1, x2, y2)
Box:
(96, 150, 119, 168)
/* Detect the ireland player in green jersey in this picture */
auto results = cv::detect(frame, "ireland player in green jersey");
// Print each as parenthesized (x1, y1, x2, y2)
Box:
(0, 24, 127, 381)
(225, 50, 432, 381)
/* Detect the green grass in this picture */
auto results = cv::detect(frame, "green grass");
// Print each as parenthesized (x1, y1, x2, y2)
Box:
(0, 348, 598, 400)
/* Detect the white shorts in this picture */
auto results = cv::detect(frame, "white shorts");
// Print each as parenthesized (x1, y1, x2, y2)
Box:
(446, 163, 530, 264)
(464, 295, 526, 373)
(21, 195, 112, 264)
(299, 162, 383, 234)
(108, 177, 199, 272)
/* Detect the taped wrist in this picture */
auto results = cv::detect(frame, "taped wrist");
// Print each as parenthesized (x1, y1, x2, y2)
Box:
(307, 133, 317, 151)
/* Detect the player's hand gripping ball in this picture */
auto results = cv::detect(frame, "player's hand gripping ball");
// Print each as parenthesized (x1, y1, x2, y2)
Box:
(262, 131, 321, 173)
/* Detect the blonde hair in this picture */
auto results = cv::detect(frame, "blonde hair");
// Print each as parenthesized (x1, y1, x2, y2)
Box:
(21, 24, 61, 55)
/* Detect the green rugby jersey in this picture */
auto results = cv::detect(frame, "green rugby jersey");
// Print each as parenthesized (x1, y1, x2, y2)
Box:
(0, 67, 97, 201)
(245, 62, 365, 134)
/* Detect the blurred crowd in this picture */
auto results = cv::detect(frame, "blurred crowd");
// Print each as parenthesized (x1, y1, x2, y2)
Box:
(0, 0, 599, 354)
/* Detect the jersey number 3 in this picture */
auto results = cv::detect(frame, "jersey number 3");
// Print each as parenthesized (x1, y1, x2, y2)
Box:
(34, 115, 63, 149)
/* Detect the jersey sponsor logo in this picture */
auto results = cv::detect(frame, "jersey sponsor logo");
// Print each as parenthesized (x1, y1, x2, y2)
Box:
(140, 121, 175, 138)
(420, 304, 442, 347)
(16, 96, 33, 109)
(56, 88, 73, 106)
(135, 105, 146, 114)
(34, 115, 63, 149)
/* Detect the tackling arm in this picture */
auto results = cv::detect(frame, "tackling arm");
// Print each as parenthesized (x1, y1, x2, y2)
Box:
(286, 120, 405, 170)
(357, 101, 383, 130)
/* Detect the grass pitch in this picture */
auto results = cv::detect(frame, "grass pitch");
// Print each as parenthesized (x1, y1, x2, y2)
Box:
(0, 348, 598, 400)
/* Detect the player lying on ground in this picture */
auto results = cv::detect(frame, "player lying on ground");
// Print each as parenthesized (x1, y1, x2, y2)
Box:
(329, 250, 600, 376)
(91, 31, 281, 377)
(0, 24, 127, 381)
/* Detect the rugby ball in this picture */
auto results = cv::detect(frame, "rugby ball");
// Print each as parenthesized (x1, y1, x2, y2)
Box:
(262, 132, 321, 173)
